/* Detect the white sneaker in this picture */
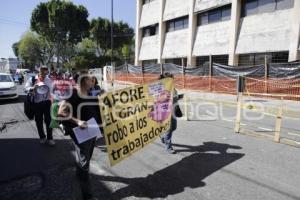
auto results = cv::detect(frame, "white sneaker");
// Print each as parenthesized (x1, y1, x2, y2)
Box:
(48, 140, 56, 146)
(40, 138, 47, 144)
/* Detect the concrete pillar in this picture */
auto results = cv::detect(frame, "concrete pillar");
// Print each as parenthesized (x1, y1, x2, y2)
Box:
(228, 0, 242, 66)
(288, 0, 300, 62)
(187, 0, 196, 67)
(135, 0, 143, 66)
(158, 0, 166, 64)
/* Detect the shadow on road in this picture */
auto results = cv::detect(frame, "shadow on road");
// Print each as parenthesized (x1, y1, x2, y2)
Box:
(0, 138, 110, 200)
(92, 142, 244, 199)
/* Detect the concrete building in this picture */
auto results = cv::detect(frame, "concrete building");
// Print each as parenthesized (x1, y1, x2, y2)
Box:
(135, 0, 300, 67)
(0, 58, 19, 73)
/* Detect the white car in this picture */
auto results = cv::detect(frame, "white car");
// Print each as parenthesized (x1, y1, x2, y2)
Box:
(0, 73, 18, 100)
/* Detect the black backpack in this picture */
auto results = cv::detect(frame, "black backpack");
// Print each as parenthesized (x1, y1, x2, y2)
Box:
(24, 76, 36, 120)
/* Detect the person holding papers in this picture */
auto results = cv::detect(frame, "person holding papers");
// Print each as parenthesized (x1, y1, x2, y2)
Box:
(58, 71, 101, 200)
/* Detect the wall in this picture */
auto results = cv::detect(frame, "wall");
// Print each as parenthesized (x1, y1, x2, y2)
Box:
(236, 9, 292, 54)
(194, 0, 231, 13)
(193, 21, 231, 56)
(139, 35, 159, 60)
(140, 0, 160, 28)
(163, 0, 189, 21)
(162, 29, 189, 58)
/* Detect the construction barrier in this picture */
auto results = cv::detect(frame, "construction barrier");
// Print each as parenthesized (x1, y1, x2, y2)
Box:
(234, 93, 300, 148)
(108, 62, 300, 101)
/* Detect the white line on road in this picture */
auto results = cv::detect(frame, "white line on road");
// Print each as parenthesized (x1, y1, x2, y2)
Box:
(222, 118, 234, 122)
(222, 118, 246, 126)
(288, 132, 300, 137)
(258, 127, 273, 131)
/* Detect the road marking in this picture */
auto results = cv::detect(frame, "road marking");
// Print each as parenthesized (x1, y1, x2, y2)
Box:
(288, 132, 300, 137)
(258, 127, 273, 131)
(222, 118, 246, 126)
(222, 118, 234, 122)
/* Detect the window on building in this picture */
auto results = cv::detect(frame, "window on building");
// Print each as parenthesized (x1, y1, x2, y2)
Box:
(270, 51, 289, 63)
(196, 56, 209, 67)
(258, 0, 276, 13)
(195, 55, 229, 66)
(276, 0, 294, 10)
(142, 24, 158, 37)
(197, 4, 231, 26)
(221, 6, 232, 20)
(166, 16, 189, 32)
(212, 55, 229, 65)
(142, 59, 157, 67)
(143, 0, 155, 5)
(200, 13, 209, 25)
(243, 0, 259, 16)
(242, 0, 294, 17)
(165, 58, 187, 66)
(209, 10, 222, 23)
(238, 51, 289, 66)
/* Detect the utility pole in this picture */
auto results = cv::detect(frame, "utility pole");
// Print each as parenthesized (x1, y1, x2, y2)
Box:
(111, 0, 114, 87)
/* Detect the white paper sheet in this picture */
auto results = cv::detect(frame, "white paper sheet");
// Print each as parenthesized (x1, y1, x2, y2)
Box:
(73, 117, 102, 144)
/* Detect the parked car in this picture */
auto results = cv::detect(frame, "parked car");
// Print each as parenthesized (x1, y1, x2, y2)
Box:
(0, 73, 18, 100)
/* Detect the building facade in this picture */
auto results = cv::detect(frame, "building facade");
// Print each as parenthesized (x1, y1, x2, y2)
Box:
(135, 0, 300, 67)
(0, 58, 19, 73)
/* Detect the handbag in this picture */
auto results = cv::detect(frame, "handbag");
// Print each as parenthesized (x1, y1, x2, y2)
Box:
(24, 92, 36, 120)
(174, 104, 183, 118)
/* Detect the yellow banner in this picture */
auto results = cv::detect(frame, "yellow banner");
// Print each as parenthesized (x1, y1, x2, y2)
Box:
(99, 78, 174, 166)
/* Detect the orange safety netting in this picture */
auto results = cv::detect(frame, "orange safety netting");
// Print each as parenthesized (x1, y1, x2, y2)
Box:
(245, 77, 300, 101)
(110, 66, 300, 101)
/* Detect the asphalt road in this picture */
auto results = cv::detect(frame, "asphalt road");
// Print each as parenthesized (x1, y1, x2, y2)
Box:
(0, 84, 299, 200)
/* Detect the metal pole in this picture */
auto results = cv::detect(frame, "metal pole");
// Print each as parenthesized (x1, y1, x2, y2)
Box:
(111, 0, 114, 87)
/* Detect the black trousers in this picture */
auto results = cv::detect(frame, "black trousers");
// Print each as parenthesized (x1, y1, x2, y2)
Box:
(70, 134, 96, 198)
(34, 100, 53, 140)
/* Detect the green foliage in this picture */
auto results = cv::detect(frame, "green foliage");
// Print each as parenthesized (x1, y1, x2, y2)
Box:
(18, 32, 44, 69)
(76, 38, 97, 55)
(121, 44, 130, 60)
(90, 17, 134, 57)
(30, 0, 90, 67)
(12, 42, 20, 58)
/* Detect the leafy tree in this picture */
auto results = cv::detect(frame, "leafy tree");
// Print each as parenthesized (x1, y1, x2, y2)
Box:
(12, 42, 20, 58)
(18, 32, 44, 69)
(90, 17, 134, 57)
(30, 0, 90, 68)
(121, 44, 130, 61)
(76, 38, 97, 55)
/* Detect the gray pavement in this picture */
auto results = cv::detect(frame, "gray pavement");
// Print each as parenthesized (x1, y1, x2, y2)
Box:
(0, 84, 299, 200)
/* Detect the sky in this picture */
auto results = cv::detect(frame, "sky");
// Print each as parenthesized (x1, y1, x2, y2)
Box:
(0, 0, 136, 58)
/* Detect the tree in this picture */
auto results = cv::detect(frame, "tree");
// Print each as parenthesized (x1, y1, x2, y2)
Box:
(90, 17, 134, 57)
(30, 0, 90, 68)
(12, 42, 20, 58)
(18, 32, 44, 69)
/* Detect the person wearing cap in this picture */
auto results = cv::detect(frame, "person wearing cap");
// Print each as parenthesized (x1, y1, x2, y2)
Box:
(25, 66, 55, 146)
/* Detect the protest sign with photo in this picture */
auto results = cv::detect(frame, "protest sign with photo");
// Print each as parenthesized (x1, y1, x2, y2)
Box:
(99, 78, 174, 166)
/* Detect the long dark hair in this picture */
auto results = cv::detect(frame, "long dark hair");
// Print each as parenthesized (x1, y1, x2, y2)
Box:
(78, 71, 90, 89)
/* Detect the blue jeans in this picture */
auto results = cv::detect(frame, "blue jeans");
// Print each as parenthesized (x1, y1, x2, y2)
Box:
(163, 130, 173, 150)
